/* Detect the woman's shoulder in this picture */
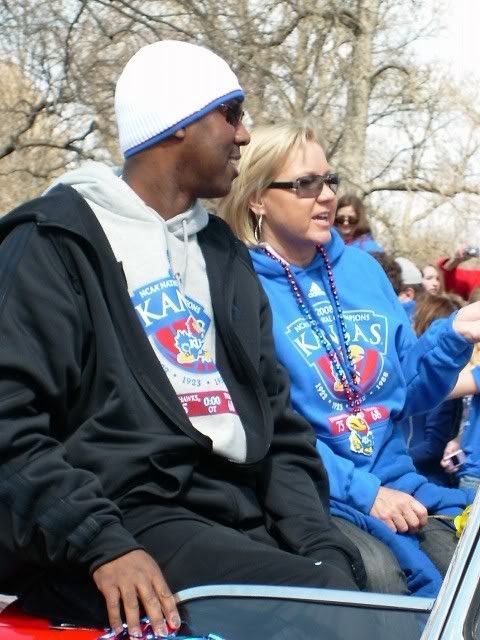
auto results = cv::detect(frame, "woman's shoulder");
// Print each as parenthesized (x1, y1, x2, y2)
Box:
(351, 233, 384, 253)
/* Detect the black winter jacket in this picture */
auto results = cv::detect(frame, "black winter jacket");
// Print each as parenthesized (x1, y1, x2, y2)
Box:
(0, 186, 365, 587)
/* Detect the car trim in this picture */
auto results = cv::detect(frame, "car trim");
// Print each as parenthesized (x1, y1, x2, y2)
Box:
(420, 488, 480, 639)
(175, 584, 434, 612)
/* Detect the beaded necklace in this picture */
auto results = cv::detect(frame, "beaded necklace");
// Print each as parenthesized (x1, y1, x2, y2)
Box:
(261, 244, 362, 416)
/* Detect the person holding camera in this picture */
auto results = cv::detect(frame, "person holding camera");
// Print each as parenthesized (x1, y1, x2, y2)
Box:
(442, 364, 480, 492)
(438, 245, 480, 300)
(441, 289, 480, 492)
(403, 293, 465, 486)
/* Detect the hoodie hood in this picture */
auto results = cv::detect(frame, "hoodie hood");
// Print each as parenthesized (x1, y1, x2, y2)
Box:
(47, 160, 209, 236)
(48, 161, 246, 462)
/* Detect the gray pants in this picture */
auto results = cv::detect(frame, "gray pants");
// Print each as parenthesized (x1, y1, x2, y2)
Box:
(333, 516, 457, 594)
(459, 474, 480, 492)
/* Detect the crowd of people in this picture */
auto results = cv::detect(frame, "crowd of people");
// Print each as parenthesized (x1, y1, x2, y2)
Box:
(0, 39, 479, 637)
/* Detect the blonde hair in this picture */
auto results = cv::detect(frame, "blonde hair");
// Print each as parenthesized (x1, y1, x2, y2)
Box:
(218, 121, 324, 245)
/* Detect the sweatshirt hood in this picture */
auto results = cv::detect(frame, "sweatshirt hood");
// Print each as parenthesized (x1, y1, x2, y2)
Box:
(250, 227, 346, 278)
(46, 160, 209, 236)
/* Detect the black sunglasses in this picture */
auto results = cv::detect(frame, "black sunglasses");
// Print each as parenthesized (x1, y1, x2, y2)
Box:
(217, 99, 244, 128)
(268, 173, 340, 198)
(336, 215, 358, 225)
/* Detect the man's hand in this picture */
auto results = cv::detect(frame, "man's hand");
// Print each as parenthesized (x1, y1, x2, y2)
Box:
(92, 549, 181, 638)
(453, 301, 480, 343)
(370, 486, 428, 533)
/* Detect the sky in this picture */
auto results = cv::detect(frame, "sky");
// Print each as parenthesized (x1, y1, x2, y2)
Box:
(435, 1, 480, 82)
(379, 2, 480, 245)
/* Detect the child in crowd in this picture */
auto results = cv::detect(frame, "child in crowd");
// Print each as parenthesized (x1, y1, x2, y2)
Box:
(421, 264, 443, 295)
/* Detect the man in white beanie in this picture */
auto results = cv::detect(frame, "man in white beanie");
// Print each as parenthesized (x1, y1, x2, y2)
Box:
(0, 41, 365, 637)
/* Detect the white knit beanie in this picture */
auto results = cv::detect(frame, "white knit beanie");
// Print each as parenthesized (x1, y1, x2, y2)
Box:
(395, 257, 422, 286)
(115, 40, 244, 158)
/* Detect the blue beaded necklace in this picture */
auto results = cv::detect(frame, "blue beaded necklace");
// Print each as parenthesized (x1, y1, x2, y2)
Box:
(261, 244, 362, 415)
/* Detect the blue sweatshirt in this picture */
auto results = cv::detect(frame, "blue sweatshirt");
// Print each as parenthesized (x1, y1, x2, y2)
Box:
(458, 366, 480, 479)
(347, 233, 384, 253)
(401, 398, 463, 486)
(251, 229, 473, 514)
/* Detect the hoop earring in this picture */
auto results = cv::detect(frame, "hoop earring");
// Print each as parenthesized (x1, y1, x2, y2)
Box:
(254, 215, 263, 243)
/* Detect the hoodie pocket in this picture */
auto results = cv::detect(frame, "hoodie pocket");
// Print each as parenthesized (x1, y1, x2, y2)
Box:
(148, 451, 196, 499)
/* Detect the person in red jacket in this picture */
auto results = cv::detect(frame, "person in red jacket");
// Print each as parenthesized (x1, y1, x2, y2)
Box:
(438, 246, 480, 300)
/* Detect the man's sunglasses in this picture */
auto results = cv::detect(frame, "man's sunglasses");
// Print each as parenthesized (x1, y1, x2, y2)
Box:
(217, 99, 244, 128)
(335, 215, 358, 225)
(268, 173, 340, 198)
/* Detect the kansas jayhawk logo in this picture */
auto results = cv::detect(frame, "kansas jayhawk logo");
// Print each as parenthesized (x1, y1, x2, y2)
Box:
(346, 414, 374, 456)
(174, 315, 212, 365)
(287, 304, 386, 399)
(321, 343, 381, 397)
(131, 274, 215, 373)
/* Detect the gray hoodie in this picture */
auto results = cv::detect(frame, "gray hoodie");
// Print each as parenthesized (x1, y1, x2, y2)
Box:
(48, 161, 246, 462)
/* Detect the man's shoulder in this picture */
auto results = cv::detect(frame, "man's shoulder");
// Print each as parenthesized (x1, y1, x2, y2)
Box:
(0, 185, 90, 238)
(204, 211, 233, 236)
(203, 213, 252, 258)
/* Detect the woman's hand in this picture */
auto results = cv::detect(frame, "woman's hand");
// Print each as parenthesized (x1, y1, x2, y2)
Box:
(453, 301, 480, 343)
(370, 486, 428, 533)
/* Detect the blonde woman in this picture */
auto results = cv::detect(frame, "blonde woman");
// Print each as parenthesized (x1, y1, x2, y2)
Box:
(219, 120, 478, 597)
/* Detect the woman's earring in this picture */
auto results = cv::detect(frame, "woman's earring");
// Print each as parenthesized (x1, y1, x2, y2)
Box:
(254, 215, 263, 243)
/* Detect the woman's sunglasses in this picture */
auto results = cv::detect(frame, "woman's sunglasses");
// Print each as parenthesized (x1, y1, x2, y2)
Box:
(268, 173, 340, 198)
(335, 215, 358, 225)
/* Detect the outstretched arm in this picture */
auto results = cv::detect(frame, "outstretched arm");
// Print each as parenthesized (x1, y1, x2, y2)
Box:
(395, 304, 474, 419)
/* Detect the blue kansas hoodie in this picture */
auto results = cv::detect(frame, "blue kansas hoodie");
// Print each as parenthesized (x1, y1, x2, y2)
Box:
(347, 232, 384, 254)
(458, 366, 480, 480)
(251, 229, 473, 515)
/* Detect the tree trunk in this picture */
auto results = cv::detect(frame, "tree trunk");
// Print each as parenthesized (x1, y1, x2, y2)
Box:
(337, 0, 379, 193)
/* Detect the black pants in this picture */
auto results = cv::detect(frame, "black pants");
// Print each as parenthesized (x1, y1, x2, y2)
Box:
(19, 515, 358, 627)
